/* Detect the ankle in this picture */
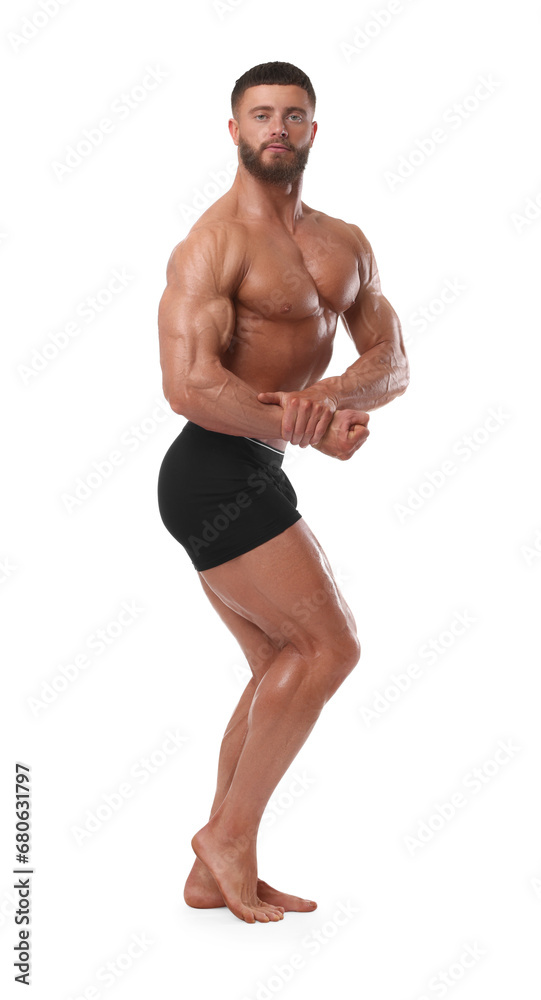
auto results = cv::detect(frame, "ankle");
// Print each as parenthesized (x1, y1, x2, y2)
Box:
(207, 812, 259, 850)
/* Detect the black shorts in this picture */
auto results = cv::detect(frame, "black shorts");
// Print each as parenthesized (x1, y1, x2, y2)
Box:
(157, 420, 302, 572)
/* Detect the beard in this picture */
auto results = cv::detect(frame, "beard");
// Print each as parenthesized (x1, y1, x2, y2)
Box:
(238, 136, 311, 185)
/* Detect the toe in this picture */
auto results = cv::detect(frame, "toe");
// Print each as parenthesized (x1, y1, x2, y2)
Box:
(298, 898, 317, 910)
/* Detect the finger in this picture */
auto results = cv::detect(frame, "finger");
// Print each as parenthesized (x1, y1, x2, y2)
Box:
(281, 397, 300, 441)
(290, 398, 312, 445)
(297, 398, 322, 445)
(349, 430, 369, 450)
(339, 418, 352, 447)
(348, 426, 370, 453)
(298, 403, 328, 447)
(347, 409, 370, 428)
(306, 407, 334, 447)
(340, 425, 368, 458)
(257, 392, 280, 404)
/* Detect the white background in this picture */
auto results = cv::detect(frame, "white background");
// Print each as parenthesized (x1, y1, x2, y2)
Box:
(1, 0, 540, 997)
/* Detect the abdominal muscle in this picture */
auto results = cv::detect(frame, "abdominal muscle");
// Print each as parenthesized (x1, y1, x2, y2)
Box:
(222, 321, 336, 453)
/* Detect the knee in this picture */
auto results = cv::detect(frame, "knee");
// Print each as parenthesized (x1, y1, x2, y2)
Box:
(319, 627, 360, 687)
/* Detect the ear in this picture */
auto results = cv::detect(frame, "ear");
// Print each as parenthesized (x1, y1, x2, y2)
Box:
(228, 118, 239, 145)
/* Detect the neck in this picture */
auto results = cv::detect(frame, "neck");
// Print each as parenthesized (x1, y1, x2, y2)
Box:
(230, 162, 305, 231)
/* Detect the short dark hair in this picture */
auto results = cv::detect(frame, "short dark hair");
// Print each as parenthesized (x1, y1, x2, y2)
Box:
(231, 61, 316, 120)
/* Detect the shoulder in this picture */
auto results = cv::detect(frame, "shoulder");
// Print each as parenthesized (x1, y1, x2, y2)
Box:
(303, 205, 372, 258)
(165, 216, 249, 293)
(168, 214, 246, 266)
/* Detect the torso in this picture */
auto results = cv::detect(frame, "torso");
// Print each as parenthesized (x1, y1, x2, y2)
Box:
(191, 197, 363, 451)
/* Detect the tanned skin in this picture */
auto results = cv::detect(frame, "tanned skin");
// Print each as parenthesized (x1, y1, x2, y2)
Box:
(158, 82, 409, 924)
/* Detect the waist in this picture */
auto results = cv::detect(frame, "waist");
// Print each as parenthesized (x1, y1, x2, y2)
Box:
(182, 421, 287, 464)
(243, 436, 286, 455)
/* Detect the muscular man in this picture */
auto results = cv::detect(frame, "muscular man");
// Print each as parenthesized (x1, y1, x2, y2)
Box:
(157, 61, 409, 924)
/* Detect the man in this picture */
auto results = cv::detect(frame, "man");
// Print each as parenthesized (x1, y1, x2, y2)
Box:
(157, 61, 409, 925)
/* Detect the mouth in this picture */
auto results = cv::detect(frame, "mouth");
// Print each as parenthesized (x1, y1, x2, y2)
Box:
(265, 144, 291, 152)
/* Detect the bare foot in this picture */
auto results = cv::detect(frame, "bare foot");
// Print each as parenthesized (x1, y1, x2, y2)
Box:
(191, 821, 285, 923)
(184, 856, 317, 912)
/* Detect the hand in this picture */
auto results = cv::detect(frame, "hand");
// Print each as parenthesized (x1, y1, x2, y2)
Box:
(257, 387, 339, 446)
(311, 408, 370, 460)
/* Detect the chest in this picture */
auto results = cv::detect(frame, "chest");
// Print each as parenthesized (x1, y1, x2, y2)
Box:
(236, 227, 361, 321)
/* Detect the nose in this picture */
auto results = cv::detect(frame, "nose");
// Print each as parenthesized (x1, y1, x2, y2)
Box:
(269, 118, 288, 139)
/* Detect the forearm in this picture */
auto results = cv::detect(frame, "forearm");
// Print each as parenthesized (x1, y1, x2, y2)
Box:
(169, 362, 285, 439)
(313, 341, 410, 412)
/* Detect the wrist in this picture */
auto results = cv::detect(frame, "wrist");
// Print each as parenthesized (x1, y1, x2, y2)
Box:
(310, 376, 346, 409)
(317, 372, 366, 411)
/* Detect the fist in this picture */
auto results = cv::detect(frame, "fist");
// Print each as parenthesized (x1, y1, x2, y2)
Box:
(311, 409, 370, 460)
(257, 387, 339, 446)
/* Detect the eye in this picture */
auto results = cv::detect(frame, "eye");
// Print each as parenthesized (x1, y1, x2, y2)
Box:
(255, 114, 267, 120)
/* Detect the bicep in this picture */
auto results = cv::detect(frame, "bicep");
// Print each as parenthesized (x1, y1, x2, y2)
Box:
(341, 225, 403, 355)
(158, 234, 237, 407)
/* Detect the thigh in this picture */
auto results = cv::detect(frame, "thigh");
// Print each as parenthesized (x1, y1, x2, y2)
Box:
(197, 574, 286, 682)
(199, 517, 358, 659)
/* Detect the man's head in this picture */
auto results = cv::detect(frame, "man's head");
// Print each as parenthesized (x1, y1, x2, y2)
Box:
(229, 61, 317, 185)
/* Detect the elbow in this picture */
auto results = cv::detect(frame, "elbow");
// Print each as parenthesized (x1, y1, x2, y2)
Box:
(165, 363, 224, 419)
(397, 352, 410, 396)
(163, 378, 192, 416)
(401, 364, 410, 395)
(394, 317, 410, 395)
(388, 365, 409, 404)
(167, 387, 195, 417)
(168, 392, 188, 416)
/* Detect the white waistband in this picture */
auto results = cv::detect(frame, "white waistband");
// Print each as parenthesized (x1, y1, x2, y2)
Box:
(244, 437, 285, 456)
